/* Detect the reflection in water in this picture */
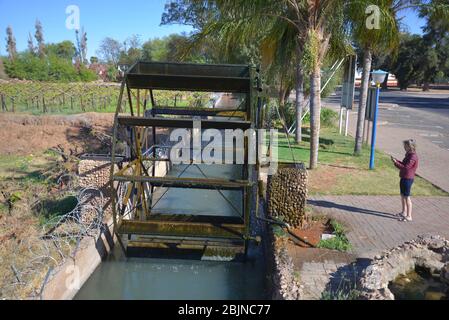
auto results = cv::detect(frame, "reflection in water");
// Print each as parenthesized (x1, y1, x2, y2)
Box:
(389, 266, 448, 300)
(152, 164, 243, 216)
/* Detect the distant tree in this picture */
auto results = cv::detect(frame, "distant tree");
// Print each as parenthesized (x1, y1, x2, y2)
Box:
(3, 51, 97, 82)
(119, 35, 143, 64)
(34, 19, 45, 58)
(420, 1, 449, 89)
(142, 37, 169, 61)
(124, 34, 142, 52)
(27, 32, 36, 55)
(97, 37, 122, 66)
(0, 58, 8, 79)
(46, 41, 76, 61)
(390, 34, 424, 90)
(6, 26, 17, 61)
(90, 56, 99, 64)
(80, 29, 88, 64)
(419, 37, 439, 91)
(161, 0, 216, 29)
(75, 28, 88, 65)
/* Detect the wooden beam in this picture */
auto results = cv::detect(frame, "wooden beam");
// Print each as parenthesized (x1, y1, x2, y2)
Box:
(117, 219, 245, 239)
(151, 107, 247, 119)
(117, 116, 252, 130)
(112, 174, 252, 190)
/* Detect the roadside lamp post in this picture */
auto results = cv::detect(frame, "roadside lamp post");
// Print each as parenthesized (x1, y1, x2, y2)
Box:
(369, 70, 388, 170)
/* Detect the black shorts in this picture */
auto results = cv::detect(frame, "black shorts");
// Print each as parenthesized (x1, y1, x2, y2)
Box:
(400, 178, 414, 197)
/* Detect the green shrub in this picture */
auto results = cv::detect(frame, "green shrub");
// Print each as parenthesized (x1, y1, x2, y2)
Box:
(36, 195, 78, 226)
(317, 220, 351, 252)
(4, 53, 97, 82)
(302, 107, 338, 128)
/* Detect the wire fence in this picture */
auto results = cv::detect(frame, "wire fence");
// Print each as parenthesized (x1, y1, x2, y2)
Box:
(0, 80, 122, 114)
(0, 80, 214, 115)
(2, 186, 105, 300)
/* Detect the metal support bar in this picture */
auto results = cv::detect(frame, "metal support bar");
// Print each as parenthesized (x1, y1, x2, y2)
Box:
(113, 174, 252, 190)
(117, 116, 252, 130)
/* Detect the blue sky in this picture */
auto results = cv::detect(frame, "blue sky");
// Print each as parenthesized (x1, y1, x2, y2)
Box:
(0, 0, 192, 57)
(0, 0, 426, 59)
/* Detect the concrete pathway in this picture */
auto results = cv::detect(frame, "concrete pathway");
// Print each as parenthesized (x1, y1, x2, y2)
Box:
(308, 195, 449, 258)
(289, 195, 449, 299)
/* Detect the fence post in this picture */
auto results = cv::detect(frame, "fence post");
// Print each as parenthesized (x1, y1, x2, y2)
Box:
(2, 94, 7, 112)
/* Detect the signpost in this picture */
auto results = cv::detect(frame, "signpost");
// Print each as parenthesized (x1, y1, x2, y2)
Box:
(369, 70, 388, 170)
(339, 55, 357, 136)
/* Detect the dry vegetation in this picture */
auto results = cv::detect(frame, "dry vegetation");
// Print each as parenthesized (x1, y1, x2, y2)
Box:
(0, 112, 113, 299)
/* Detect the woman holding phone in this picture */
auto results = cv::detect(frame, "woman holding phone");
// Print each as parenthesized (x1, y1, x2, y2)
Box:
(391, 139, 419, 222)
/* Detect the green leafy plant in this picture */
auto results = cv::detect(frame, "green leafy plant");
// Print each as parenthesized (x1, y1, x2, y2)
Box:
(272, 224, 289, 239)
(321, 288, 360, 300)
(317, 220, 351, 252)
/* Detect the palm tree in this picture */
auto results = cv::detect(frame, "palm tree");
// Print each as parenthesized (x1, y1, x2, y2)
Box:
(182, 0, 349, 169)
(351, 0, 449, 155)
(349, 1, 400, 155)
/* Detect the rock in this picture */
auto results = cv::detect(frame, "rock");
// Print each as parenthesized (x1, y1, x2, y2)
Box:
(358, 235, 449, 300)
(425, 291, 446, 300)
(321, 234, 336, 240)
(440, 263, 449, 285)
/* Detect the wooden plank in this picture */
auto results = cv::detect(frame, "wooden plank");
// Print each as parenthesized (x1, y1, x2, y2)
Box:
(127, 74, 250, 92)
(117, 219, 245, 239)
(151, 107, 247, 119)
(112, 174, 252, 190)
(145, 214, 243, 224)
(117, 115, 252, 130)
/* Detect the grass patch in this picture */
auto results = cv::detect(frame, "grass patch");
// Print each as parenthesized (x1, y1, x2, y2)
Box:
(321, 288, 360, 300)
(277, 116, 447, 196)
(35, 195, 78, 225)
(317, 220, 351, 252)
(272, 224, 289, 239)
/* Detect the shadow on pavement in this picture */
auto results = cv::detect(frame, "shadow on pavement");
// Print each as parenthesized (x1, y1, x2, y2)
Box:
(308, 200, 398, 220)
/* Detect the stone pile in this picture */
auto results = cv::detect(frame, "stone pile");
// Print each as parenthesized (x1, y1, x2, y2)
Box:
(272, 240, 303, 300)
(78, 160, 114, 217)
(267, 165, 308, 228)
(358, 235, 449, 300)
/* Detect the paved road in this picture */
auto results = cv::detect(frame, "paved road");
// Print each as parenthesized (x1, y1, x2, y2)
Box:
(326, 88, 449, 149)
(324, 88, 449, 192)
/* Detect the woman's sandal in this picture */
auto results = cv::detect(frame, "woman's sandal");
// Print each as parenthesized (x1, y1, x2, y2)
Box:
(400, 216, 413, 222)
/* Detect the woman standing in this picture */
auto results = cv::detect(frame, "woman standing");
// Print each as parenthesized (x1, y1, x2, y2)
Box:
(391, 139, 419, 222)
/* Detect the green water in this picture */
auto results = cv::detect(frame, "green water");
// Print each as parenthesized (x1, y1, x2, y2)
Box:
(74, 245, 267, 300)
(389, 266, 448, 300)
(75, 164, 268, 300)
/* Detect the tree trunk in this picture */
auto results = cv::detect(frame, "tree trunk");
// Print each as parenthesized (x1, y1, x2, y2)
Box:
(354, 48, 372, 155)
(309, 65, 321, 169)
(295, 63, 304, 143)
(423, 82, 430, 91)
